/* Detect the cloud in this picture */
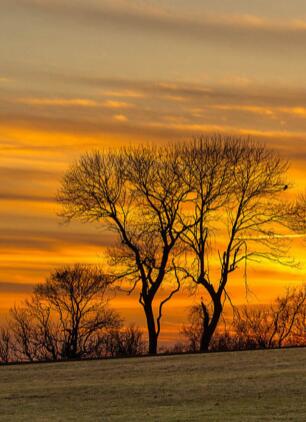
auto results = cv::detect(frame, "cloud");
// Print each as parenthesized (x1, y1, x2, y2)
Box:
(7, 0, 306, 50)
(0, 166, 58, 181)
(2, 76, 306, 163)
(0, 282, 36, 293)
(57, 75, 306, 108)
(0, 77, 12, 84)
(212, 105, 275, 116)
(0, 228, 115, 252)
(103, 100, 134, 109)
(113, 114, 128, 122)
(1, 99, 306, 156)
(16, 97, 134, 110)
(17, 97, 98, 107)
(102, 89, 145, 99)
(0, 193, 55, 203)
(212, 104, 306, 118)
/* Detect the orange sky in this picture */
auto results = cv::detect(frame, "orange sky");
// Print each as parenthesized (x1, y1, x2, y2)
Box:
(0, 1, 306, 344)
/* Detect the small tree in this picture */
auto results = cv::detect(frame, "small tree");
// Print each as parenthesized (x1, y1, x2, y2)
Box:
(181, 287, 305, 351)
(0, 328, 11, 363)
(233, 286, 306, 348)
(11, 264, 121, 361)
(181, 304, 232, 352)
(98, 325, 145, 358)
(181, 305, 204, 352)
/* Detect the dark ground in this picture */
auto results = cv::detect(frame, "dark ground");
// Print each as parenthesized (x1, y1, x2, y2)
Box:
(0, 347, 305, 421)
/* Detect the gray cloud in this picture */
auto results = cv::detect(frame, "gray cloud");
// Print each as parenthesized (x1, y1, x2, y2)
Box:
(0, 281, 36, 293)
(0, 193, 55, 203)
(0, 167, 58, 181)
(0, 228, 116, 252)
(24, 74, 306, 108)
(6, 0, 306, 51)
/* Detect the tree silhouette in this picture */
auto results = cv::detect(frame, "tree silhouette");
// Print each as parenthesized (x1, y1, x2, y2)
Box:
(177, 136, 294, 351)
(233, 286, 306, 348)
(58, 137, 297, 353)
(11, 264, 121, 361)
(58, 147, 190, 354)
(287, 192, 306, 233)
(181, 287, 305, 351)
(0, 328, 11, 363)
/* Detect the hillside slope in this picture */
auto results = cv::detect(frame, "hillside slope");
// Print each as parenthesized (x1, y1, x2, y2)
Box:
(0, 348, 305, 421)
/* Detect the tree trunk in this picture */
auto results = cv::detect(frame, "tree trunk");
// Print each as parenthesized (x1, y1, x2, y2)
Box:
(144, 301, 158, 354)
(199, 298, 222, 352)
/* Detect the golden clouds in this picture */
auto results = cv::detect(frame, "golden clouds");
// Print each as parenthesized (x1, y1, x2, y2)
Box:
(102, 89, 145, 99)
(17, 97, 98, 107)
(212, 104, 306, 119)
(0, 77, 12, 84)
(2, 78, 306, 165)
(103, 100, 134, 109)
(17, 97, 135, 110)
(113, 114, 128, 122)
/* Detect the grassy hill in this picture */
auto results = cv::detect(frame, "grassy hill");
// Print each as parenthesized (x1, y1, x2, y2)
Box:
(0, 348, 305, 421)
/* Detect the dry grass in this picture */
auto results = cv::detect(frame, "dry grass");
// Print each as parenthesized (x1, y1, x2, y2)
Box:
(0, 348, 305, 421)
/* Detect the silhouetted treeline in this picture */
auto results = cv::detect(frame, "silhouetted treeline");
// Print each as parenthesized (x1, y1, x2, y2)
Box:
(1, 136, 305, 362)
(1, 278, 304, 363)
(0, 264, 144, 363)
(180, 286, 305, 353)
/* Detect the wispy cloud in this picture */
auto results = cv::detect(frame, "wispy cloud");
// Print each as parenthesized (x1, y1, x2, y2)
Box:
(56, 75, 306, 108)
(17, 97, 98, 107)
(0, 77, 12, 84)
(16, 97, 135, 111)
(0, 192, 55, 203)
(103, 100, 134, 109)
(0, 282, 36, 293)
(212, 104, 306, 118)
(8, 0, 306, 50)
(113, 114, 128, 122)
(102, 89, 145, 99)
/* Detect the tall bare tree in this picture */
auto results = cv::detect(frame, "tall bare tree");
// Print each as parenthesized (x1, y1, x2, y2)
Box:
(58, 147, 190, 354)
(178, 136, 293, 351)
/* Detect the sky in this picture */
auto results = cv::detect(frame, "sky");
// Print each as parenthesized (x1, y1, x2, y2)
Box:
(0, 0, 306, 343)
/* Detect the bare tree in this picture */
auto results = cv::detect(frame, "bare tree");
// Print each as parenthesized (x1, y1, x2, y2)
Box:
(11, 264, 121, 361)
(178, 136, 293, 351)
(181, 287, 305, 351)
(0, 328, 11, 363)
(181, 304, 234, 352)
(58, 138, 297, 353)
(233, 286, 306, 348)
(58, 147, 190, 354)
(287, 192, 306, 233)
(97, 325, 145, 357)
(10, 306, 40, 361)
(180, 305, 204, 352)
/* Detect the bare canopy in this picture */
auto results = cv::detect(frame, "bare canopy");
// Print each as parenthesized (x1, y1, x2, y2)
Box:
(177, 137, 293, 351)
(10, 264, 120, 361)
(58, 146, 190, 354)
(58, 137, 295, 353)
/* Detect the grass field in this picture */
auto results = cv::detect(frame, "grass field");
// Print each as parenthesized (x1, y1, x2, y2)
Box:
(0, 348, 305, 421)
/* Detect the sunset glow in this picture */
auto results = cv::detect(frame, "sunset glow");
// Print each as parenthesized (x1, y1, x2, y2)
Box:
(1, 0, 305, 344)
